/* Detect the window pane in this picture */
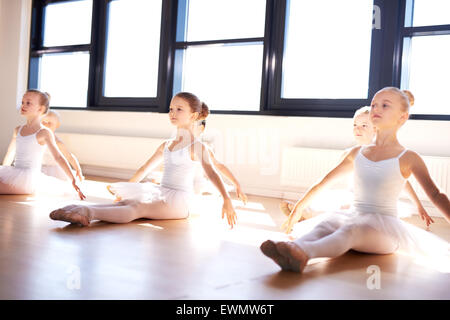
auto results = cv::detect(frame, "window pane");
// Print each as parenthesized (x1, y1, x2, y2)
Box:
(182, 0, 266, 41)
(104, 0, 162, 98)
(39, 52, 90, 107)
(402, 35, 450, 115)
(177, 43, 263, 111)
(43, 0, 92, 46)
(281, 0, 374, 99)
(412, 0, 450, 27)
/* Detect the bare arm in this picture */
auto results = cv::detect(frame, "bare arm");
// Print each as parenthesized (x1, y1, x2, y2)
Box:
(55, 137, 83, 180)
(128, 143, 165, 183)
(194, 142, 237, 228)
(403, 181, 434, 226)
(2, 127, 19, 166)
(283, 146, 360, 233)
(408, 152, 450, 224)
(38, 128, 85, 200)
(209, 149, 248, 204)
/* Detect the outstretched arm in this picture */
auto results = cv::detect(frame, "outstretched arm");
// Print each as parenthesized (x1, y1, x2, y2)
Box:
(195, 142, 237, 228)
(209, 149, 247, 205)
(55, 136, 84, 181)
(2, 127, 19, 166)
(128, 142, 164, 183)
(403, 181, 434, 227)
(282, 146, 359, 233)
(38, 128, 85, 200)
(408, 152, 450, 224)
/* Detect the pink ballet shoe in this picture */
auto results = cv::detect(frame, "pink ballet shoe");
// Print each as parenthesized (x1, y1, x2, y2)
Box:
(276, 242, 309, 273)
(260, 240, 292, 271)
(49, 206, 90, 227)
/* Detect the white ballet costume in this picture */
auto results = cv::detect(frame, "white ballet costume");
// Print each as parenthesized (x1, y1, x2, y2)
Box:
(103, 139, 200, 220)
(0, 126, 72, 194)
(291, 147, 449, 262)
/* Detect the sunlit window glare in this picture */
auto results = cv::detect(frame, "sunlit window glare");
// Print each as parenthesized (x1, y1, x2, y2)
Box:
(403, 35, 450, 115)
(39, 52, 90, 107)
(43, 0, 93, 47)
(185, 0, 266, 41)
(282, 0, 373, 99)
(104, 0, 162, 97)
(178, 43, 263, 111)
(412, 0, 450, 26)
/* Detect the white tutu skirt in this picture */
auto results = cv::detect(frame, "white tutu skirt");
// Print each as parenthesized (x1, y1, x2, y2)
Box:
(292, 209, 449, 261)
(0, 165, 74, 195)
(108, 182, 193, 214)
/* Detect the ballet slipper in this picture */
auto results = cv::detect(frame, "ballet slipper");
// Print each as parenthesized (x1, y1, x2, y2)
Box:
(49, 206, 90, 226)
(260, 240, 292, 271)
(276, 242, 309, 273)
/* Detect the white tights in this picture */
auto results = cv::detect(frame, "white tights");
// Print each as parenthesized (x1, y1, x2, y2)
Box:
(75, 200, 188, 224)
(294, 221, 399, 259)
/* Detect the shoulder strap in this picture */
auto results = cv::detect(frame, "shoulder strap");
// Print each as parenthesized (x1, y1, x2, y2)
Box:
(397, 148, 408, 159)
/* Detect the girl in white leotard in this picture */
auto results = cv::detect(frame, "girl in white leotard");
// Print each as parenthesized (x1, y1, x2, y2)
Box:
(49, 92, 237, 228)
(0, 90, 85, 199)
(279, 106, 433, 226)
(261, 87, 450, 273)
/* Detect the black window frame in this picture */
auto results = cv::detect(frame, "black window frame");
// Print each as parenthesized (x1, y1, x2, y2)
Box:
(394, 0, 450, 121)
(27, 0, 450, 121)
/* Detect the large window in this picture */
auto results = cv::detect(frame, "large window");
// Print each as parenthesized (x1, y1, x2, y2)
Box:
(400, 0, 450, 117)
(173, 0, 266, 111)
(28, 0, 449, 120)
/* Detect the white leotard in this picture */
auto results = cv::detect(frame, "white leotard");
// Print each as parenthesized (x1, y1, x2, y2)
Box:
(353, 146, 408, 217)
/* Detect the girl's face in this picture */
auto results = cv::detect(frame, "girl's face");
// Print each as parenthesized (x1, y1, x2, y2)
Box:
(20, 92, 45, 117)
(369, 90, 408, 130)
(353, 113, 375, 145)
(169, 96, 199, 128)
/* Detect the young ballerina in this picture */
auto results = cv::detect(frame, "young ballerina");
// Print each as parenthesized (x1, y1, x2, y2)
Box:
(261, 87, 449, 273)
(49, 92, 237, 228)
(41, 110, 84, 182)
(108, 118, 248, 204)
(279, 105, 434, 227)
(0, 90, 85, 199)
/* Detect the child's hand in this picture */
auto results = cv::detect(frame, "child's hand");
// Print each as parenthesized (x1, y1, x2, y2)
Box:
(72, 180, 86, 200)
(236, 186, 248, 205)
(222, 198, 237, 229)
(418, 207, 434, 228)
(282, 205, 303, 234)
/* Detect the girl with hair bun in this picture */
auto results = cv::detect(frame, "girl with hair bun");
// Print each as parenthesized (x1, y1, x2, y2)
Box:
(50, 92, 238, 228)
(279, 104, 433, 227)
(0, 90, 85, 199)
(261, 87, 449, 273)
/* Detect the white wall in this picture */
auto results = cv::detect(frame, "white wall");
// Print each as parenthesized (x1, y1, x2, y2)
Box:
(0, 0, 30, 156)
(1, 0, 450, 201)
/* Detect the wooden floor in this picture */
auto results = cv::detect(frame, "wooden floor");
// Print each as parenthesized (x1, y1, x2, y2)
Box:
(0, 176, 449, 300)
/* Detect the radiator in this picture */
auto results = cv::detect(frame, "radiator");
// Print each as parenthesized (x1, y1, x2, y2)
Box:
(280, 147, 450, 202)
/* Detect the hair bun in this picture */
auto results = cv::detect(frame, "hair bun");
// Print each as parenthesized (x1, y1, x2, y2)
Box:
(402, 90, 414, 107)
(199, 102, 210, 120)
